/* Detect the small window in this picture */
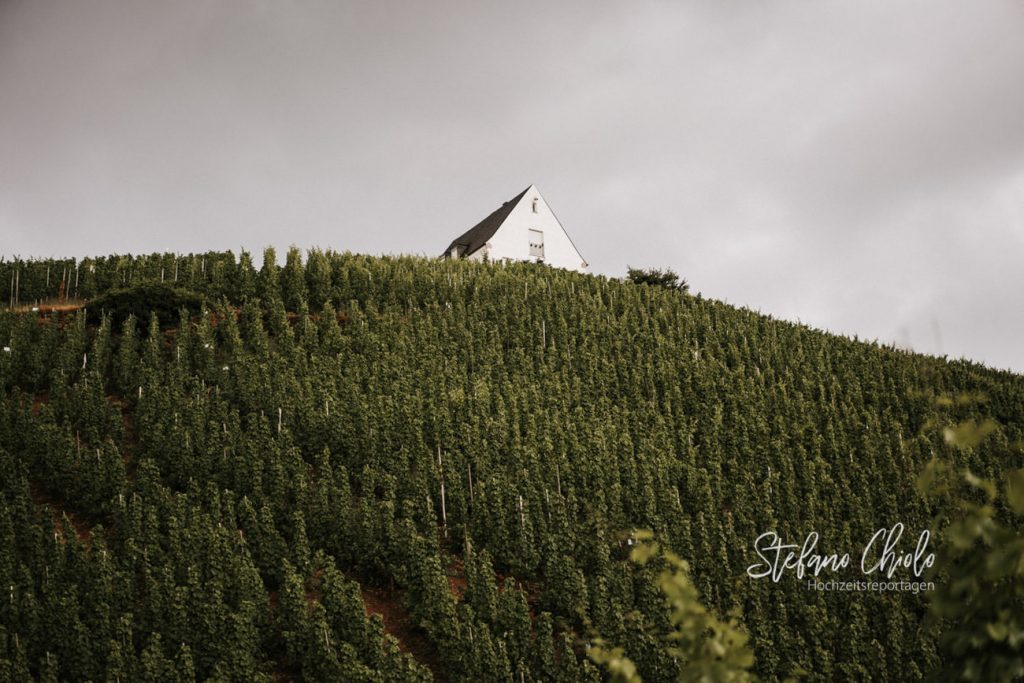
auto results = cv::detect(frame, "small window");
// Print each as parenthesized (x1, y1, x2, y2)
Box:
(528, 229, 544, 258)
(532, 198, 539, 213)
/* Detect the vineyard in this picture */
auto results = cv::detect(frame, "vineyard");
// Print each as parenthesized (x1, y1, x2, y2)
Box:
(0, 249, 1021, 681)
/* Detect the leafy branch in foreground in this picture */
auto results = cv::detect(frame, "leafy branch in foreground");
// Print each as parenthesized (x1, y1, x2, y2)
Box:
(917, 403, 1024, 682)
(588, 530, 758, 683)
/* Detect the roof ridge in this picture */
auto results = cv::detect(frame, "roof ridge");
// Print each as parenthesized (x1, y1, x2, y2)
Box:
(442, 186, 531, 258)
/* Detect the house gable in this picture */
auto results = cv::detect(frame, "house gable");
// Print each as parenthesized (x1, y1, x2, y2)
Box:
(443, 185, 588, 272)
(442, 187, 529, 259)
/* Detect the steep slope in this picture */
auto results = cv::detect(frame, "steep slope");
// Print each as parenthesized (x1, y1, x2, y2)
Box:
(0, 250, 1021, 681)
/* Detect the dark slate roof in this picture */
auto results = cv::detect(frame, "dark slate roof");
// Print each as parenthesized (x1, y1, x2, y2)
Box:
(443, 186, 530, 258)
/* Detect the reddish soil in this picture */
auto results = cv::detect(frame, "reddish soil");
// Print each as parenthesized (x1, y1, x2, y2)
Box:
(31, 392, 49, 416)
(446, 557, 467, 599)
(29, 484, 93, 545)
(14, 300, 86, 329)
(40, 303, 86, 313)
(14, 300, 86, 314)
(360, 584, 444, 680)
(306, 569, 324, 610)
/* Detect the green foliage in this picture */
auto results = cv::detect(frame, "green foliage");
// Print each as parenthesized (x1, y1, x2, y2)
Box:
(86, 282, 207, 328)
(589, 531, 758, 683)
(918, 406, 1024, 682)
(0, 249, 1021, 681)
(626, 267, 689, 293)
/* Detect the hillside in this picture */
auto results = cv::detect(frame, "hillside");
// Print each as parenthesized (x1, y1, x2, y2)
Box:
(0, 249, 1022, 681)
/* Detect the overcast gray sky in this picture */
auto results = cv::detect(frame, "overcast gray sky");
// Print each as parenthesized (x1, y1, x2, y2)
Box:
(1, 0, 1022, 371)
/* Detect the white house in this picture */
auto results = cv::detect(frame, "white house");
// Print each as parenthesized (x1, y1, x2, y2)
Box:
(442, 185, 588, 272)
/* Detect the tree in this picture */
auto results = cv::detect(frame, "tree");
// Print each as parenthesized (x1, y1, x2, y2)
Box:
(281, 247, 307, 311)
(626, 267, 689, 293)
(257, 247, 280, 305)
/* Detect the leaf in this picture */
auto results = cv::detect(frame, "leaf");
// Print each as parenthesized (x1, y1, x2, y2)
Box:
(1006, 469, 1024, 515)
(944, 419, 998, 449)
(986, 621, 1008, 642)
(963, 470, 997, 501)
(916, 458, 950, 497)
(630, 542, 659, 565)
(662, 550, 684, 569)
(947, 519, 980, 550)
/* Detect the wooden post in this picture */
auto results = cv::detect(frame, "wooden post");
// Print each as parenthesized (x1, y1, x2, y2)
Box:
(467, 462, 474, 503)
(438, 444, 447, 538)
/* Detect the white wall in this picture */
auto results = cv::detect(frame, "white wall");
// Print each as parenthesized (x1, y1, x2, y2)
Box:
(482, 185, 588, 272)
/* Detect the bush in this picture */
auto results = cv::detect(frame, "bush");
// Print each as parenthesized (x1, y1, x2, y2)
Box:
(86, 283, 208, 328)
(626, 267, 689, 292)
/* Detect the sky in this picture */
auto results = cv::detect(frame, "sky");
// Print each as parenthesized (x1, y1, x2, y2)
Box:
(1, 0, 1022, 371)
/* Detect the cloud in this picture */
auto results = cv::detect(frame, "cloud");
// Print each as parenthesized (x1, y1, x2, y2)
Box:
(0, 0, 1021, 370)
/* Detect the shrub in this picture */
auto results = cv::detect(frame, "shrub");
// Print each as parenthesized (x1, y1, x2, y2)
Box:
(86, 282, 208, 328)
(626, 267, 689, 292)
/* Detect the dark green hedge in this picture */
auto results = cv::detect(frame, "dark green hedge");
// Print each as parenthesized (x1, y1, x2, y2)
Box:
(85, 282, 207, 327)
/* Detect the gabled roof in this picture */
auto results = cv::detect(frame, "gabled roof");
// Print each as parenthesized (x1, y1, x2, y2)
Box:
(443, 186, 530, 258)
